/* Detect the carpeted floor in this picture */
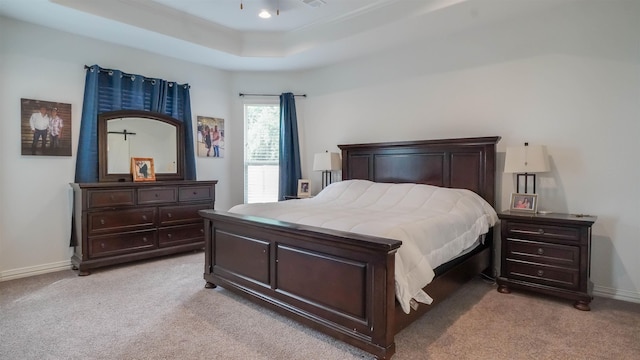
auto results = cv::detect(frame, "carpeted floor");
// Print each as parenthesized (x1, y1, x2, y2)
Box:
(1, 252, 639, 360)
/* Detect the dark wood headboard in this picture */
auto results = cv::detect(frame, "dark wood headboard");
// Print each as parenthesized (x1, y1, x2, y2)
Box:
(338, 136, 501, 207)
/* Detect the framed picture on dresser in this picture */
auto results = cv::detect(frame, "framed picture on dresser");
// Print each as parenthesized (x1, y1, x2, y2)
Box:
(510, 193, 538, 213)
(131, 157, 156, 182)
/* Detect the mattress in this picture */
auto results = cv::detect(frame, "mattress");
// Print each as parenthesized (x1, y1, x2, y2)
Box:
(229, 180, 498, 313)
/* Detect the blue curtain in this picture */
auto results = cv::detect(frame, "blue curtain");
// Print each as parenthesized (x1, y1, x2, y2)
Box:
(278, 93, 302, 200)
(74, 65, 196, 182)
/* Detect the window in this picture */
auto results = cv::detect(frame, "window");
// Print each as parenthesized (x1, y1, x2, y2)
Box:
(244, 104, 280, 203)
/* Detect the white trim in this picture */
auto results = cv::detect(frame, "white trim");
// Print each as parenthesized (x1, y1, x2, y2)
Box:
(0, 260, 72, 282)
(594, 285, 640, 304)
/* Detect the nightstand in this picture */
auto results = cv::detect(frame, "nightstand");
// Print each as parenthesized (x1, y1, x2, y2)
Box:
(496, 210, 596, 310)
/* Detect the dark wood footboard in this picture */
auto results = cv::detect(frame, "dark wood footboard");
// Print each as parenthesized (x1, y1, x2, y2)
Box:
(201, 210, 402, 359)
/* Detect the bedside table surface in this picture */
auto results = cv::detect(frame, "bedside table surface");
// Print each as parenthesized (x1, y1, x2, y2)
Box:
(499, 210, 596, 226)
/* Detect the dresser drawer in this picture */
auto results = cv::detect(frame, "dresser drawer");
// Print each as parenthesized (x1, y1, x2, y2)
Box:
(506, 222, 580, 243)
(88, 208, 157, 235)
(179, 186, 213, 202)
(138, 187, 177, 204)
(159, 224, 205, 247)
(87, 189, 135, 208)
(89, 230, 157, 258)
(505, 260, 579, 290)
(505, 238, 579, 268)
(159, 203, 211, 226)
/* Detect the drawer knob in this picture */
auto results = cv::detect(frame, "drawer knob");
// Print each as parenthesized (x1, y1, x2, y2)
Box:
(100, 243, 105, 249)
(537, 248, 544, 255)
(142, 237, 148, 242)
(193, 191, 197, 195)
(167, 213, 172, 218)
(100, 219, 105, 225)
(200, 229, 204, 234)
(142, 215, 147, 221)
(167, 233, 172, 239)
(155, 193, 159, 197)
(537, 229, 545, 235)
(537, 270, 544, 277)
(110, 195, 115, 200)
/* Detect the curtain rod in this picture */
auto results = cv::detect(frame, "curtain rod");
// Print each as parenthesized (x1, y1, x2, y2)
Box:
(83, 65, 190, 88)
(239, 93, 307, 97)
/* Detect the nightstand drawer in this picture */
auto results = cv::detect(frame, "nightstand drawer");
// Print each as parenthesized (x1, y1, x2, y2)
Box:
(505, 260, 579, 290)
(506, 222, 580, 242)
(505, 238, 579, 268)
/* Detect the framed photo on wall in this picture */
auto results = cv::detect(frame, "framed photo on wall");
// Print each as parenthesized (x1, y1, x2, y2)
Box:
(20, 98, 72, 156)
(196, 116, 225, 158)
(297, 179, 311, 198)
(131, 157, 156, 182)
(510, 193, 538, 213)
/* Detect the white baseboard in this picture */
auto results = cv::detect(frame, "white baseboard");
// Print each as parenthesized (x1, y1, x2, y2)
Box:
(594, 285, 640, 304)
(0, 260, 72, 282)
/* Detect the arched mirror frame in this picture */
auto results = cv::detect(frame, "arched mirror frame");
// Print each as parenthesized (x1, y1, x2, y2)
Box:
(98, 110, 185, 182)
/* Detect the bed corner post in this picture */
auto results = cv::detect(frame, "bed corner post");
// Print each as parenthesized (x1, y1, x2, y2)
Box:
(369, 249, 398, 360)
(202, 216, 216, 289)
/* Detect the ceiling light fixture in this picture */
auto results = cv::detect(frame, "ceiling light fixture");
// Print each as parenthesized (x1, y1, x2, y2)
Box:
(258, 10, 271, 19)
(240, 1, 279, 17)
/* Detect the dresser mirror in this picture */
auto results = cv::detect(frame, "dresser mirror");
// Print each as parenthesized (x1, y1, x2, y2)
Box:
(98, 110, 185, 182)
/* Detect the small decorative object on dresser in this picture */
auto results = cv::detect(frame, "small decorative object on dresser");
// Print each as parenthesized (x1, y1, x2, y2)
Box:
(497, 210, 597, 310)
(131, 157, 155, 182)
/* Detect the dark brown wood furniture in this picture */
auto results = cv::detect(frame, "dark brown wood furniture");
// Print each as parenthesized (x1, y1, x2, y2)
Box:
(199, 136, 500, 359)
(71, 181, 216, 275)
(497, 211, 596, 310)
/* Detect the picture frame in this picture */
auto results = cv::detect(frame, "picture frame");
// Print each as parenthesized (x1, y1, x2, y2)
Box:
(196, 116, 225, 158)
(131, 157, 156, 182)
(510, 193, 538, 213)
(297, 179, 311, 198)
(20, 98, 73, 156)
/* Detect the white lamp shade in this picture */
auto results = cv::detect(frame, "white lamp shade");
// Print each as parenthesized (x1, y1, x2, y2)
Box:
(313, 152, 341, 171)
(504, 145, 550, 173)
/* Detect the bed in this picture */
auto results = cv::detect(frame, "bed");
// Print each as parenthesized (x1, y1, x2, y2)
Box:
(199, 136, 500, 359)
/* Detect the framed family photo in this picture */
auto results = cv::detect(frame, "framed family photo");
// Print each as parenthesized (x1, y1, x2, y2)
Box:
(131, 157, 156, 182)
(196, 116, 225, 158)
(21, 98, 72, 156)
(510, 193, 538, 213)
(297, 179, 311, 198)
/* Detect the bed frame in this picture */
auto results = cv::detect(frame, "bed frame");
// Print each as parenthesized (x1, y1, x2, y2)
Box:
(200, 136, 500, 359)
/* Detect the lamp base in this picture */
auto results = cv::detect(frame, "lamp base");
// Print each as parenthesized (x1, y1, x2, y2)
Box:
(321, 171, 333, 189)
(516, 173, 536, 194)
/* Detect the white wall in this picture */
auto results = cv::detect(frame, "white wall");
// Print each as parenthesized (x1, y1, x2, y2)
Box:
(0, 17, 232, 280)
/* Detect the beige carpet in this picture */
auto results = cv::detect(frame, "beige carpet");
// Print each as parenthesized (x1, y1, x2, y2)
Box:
(1, 252, 638, 360)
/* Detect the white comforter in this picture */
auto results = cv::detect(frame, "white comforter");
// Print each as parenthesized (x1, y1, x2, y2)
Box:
(229, 180, 497, 313)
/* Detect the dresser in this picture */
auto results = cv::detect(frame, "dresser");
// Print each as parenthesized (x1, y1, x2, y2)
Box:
(70, 181, 217, 275)
(497, 211, 596, 310)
